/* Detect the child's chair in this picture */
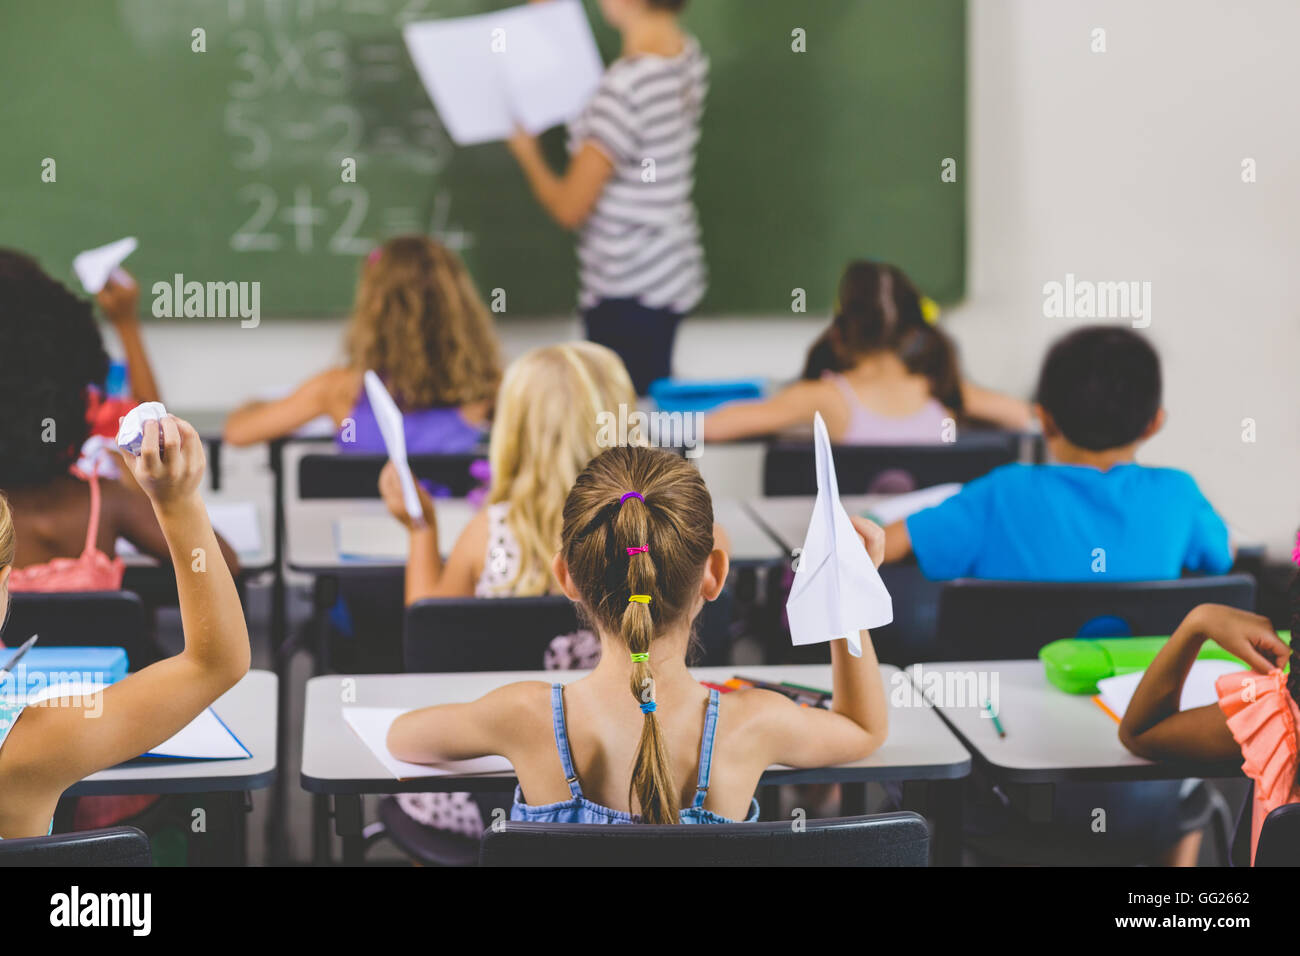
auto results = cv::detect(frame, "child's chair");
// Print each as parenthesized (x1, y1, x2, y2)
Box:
(0, 826, 151, 866)
(478, 811, 931, 867)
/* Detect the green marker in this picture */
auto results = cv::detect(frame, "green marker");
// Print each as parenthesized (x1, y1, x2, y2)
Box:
(983, 699, 1006, 738)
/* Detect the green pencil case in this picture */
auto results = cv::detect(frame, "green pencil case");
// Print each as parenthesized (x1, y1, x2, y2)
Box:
(1039, 632, 1293, 695)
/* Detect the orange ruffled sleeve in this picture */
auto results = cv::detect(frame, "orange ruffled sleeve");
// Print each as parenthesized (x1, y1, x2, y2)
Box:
(1216, 669, 1300, 862)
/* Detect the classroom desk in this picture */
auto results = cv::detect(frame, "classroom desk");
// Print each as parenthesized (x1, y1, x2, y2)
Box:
(904, 660, 1243, 821)
(301, 664, 971, 865)
(744, 494, 886, 554)
(66, 669, 277, 865)
(286, 496, 785, 574)
(286, 498, 476, 574)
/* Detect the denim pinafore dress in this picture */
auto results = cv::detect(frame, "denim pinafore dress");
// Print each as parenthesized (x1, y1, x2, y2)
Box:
(510, 684, 760, 824)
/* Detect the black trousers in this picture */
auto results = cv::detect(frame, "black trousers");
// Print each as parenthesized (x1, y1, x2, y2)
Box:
(582, 297, 684, 395)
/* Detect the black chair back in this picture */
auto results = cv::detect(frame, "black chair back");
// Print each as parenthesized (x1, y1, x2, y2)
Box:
(1255, 801, 1300, 866)
(4, 591, 160, 668)
(404, 596, 581, 672)
(480, 811, 930, 866)
(762, 432, 1020, 496)
(935, 574, 1257, 660)
(404, 592, 735, 672)
(298, 452, 487, 499)
(0, 826, 151, 867)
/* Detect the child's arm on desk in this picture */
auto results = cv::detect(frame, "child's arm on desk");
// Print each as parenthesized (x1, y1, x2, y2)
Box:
(702, 381, 826, 443)
(1119, 604, 1288, 762)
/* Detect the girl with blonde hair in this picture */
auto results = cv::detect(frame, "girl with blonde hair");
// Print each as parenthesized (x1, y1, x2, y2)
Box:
(380, 341, 637, 602)
(224, 235, 501, 452)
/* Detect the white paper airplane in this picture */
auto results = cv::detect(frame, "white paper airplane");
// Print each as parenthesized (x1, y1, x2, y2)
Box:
(72, 237, 138, 294)
(785, 412, 894, 657)
(364, 371, 424, 524)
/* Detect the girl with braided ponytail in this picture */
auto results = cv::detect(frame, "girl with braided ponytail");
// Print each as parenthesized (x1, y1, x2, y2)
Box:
(388, 444, 890, 824)
(1120, 537, 1300, 864)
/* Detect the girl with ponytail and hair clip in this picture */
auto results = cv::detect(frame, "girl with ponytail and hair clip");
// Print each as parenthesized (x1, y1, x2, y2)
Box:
(703, 260, 1029, 444)
(1119, 533, 1300, 864)
(388, 445, 890, 824)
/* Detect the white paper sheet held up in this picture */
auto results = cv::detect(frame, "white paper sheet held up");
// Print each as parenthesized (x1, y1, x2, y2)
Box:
(402, 0, 603, 146)
(1095, 660, 1242, 721)
(785, 413, 893, 657)
(343, 706, 513, 780)
(73, 237, 138, 294)
(363, 370, 423, 524)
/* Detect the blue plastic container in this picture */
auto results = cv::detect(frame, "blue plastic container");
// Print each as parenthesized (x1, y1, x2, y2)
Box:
(648, 378, 764, 413)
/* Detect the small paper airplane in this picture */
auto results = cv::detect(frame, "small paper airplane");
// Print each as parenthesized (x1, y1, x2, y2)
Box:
(72, 237, 138, 294)
(364, 371, 424, 524)
(785, 412, 893, 657)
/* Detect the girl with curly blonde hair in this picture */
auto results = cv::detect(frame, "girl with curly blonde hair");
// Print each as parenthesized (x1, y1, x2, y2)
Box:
(224, 236, 501, 452)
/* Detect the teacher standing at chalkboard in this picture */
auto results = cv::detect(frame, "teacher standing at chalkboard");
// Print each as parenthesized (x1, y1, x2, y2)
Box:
(507, 0, 707, 394)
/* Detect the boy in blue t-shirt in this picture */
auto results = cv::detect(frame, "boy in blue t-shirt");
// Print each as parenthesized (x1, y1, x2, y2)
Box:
(882, 325, 1233, 581)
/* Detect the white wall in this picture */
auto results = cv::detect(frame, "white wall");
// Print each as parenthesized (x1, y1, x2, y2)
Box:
(134, 0, 1299, 554)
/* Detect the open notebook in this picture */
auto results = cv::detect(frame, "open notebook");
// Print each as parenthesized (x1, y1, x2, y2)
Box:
(343, 707, 511, 780)
(28, 682, 250, 761)
(1093, 660, 1243, 723)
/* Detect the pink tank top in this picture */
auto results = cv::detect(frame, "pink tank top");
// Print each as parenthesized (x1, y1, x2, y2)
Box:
(822, 372, 950, 444)
(7, 467, 126, 593)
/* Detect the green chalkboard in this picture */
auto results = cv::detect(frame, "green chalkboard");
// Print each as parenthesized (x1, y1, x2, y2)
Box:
(0, 0, 964, 317)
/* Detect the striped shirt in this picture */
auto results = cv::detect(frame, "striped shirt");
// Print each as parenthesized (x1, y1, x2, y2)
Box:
(567, 35, 708, 314)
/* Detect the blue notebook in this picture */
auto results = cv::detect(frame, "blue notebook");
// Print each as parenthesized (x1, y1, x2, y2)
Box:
(0, 646, 128, 694)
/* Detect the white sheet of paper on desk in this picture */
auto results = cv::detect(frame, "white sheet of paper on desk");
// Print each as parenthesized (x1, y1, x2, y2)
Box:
(402, 0, 602, 146)
(866, 483, 962, 526)
(73, 236, 137, 294)
(785, 413, 893, 657)
(363, 370, 423, 523)
(1095, 660, 1241, 721)
(343, 707, 513, 780)
(27, 682, 249, 759)
(335, 515, 411, 562)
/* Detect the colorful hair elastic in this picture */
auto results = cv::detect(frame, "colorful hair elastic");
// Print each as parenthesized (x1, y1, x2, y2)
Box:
(1292, 529, 1300, 568)
(628, 594, 651, 604)
(630, 652, 649, 663)
(366, 247, 382, 265)
(640, 701, 657, 714)
(619, 492, 643, 504)
(627, 545, 649, 556)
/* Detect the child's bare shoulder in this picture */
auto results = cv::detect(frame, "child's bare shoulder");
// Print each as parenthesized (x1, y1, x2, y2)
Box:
(720, 687, 799, 728)
(485, 680, 554, 719)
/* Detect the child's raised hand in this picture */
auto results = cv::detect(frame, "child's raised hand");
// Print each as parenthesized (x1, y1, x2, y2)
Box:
(378, 461, 436, 531)
(96, 271, 140, 325)
(1190, 604, 1291, 673)
(849, 514, 886, 568)
(122, 415, 206, 510)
